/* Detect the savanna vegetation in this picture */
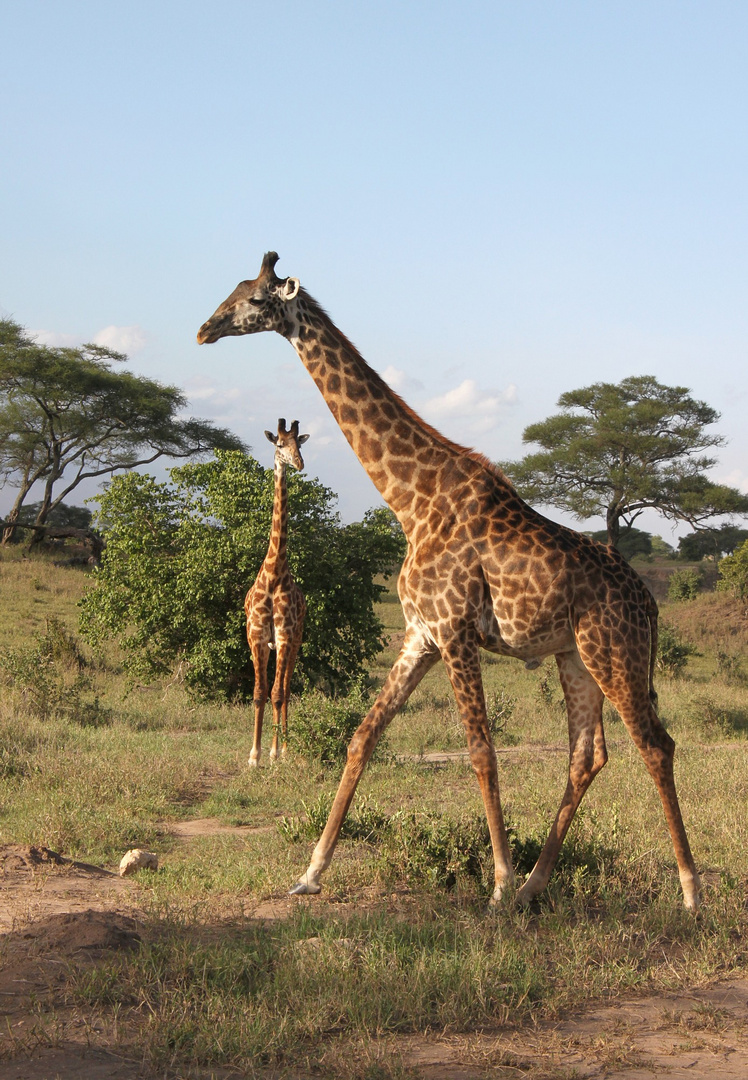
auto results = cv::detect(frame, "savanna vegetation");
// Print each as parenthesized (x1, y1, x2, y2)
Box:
(1, 537, 747, 1078)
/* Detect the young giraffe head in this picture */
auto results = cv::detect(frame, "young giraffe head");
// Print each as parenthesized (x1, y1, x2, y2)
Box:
(197, 252, 299, 343)
(267, 418, 309, 472)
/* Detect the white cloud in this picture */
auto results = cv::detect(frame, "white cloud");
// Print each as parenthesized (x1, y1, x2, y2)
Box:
(92, 325, 148, 354)
(31, 329, 81, 347)
(423, 378, 518, 432)
(184, 375, 244, 414)
(381, 364, 424, 395)
(717, 469, 748, 494)
(299, 415, 334, 447)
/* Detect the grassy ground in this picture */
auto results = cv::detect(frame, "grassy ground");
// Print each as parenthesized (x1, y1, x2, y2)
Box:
(1, 544, 747, 1078)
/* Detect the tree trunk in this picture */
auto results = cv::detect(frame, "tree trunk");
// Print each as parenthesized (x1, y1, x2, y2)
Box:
(606, 506, 622, 548)
(1, 485, 33, 545)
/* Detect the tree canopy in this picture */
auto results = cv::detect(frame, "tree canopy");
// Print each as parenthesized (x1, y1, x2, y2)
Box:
(502, 375, 748, 547)
(0, 319, 244, 542)
(79, 450, 406, 700)
(677, 524, 748, 561)
(587, 526, 653, 561)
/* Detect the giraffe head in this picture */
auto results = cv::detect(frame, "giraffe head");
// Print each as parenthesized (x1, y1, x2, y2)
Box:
(197, 252, 300, 344)
(266, 418, 309, 471)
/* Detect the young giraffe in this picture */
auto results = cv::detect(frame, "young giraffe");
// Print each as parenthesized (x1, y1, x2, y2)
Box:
(246, 418, 309, 767)
(198, 252, 701, 910)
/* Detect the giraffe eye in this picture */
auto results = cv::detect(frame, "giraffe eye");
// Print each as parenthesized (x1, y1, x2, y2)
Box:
(248, 297, 263, 306)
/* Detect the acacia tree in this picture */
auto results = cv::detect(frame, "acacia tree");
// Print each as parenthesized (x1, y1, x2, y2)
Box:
(0, 319, 245, 542)
(502, 375, 748, 547)
(678, 524, 748, 561)
(79, 451, 406, 699)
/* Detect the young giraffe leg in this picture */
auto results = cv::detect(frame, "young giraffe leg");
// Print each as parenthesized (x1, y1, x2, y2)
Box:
(577, 613, 702, 910)
(269, 639, 298, 760)
(440, 641, 515, 904)
(516, 649, 607, 903)
(279, 637, 302, 757)
(289, 632, 440, 895)
(248, 639, 270, 767)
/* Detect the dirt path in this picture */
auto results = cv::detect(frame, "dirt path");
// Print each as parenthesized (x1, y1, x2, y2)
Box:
(2, 835, 747, 1079)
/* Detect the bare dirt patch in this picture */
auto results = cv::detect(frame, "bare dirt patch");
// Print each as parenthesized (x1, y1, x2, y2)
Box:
(2, 842, 747, 1079)
(166, 816, 274, 840)
(1, 845, 130, 935)
(395, 979, 748, 1078)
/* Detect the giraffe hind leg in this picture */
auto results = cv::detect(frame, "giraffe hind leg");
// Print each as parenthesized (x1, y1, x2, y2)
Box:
(576, 612, 701, 910)
(269, 639, 297, 761)
(516, 649, 607, 903)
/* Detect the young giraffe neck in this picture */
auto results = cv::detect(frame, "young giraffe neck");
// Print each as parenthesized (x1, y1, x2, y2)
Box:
(286, 292, 471, 535)
(264, 457, 290, 579)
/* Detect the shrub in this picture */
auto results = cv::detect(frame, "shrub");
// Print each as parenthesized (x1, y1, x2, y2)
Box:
(279, 799, 615, 899)
(656, 623, 697, 677)
(717, 539, 748, 601)
(485, 690, 517, 742)
(0, 617, 110, 725)
(716, 649, 743, 684)
(687, 694, 740, 739)
(80, 454, 405, 700)
(278, 792, 390, 844)
(286, 681, 390, 767)
(667, 567, 702, 602)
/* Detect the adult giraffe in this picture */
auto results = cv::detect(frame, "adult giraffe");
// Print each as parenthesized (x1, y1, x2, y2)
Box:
(246, 418, 308, 766)
(197, 252, 701, 910)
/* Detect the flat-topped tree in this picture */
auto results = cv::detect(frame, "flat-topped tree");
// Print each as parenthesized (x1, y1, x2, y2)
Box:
(246, 419, 309, 766)
(0, 318, 244, 544)
(197, 252, 701, 911)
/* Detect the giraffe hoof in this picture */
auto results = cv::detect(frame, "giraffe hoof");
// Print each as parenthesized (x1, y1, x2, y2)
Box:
(289, 880, 322, 896)
(248, 757, 260, 768)
(488, 880, 516, 907)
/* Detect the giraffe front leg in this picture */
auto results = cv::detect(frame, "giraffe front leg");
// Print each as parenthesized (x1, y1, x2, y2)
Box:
(289, 633, 439, 896)
(248, 640, 270, 767)
(441, 641, 515, 905)
(516, 650, 607, 904)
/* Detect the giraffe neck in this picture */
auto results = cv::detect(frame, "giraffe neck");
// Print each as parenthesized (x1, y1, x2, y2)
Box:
(264, 457, 289, 578)
(286, 291, 466, 534)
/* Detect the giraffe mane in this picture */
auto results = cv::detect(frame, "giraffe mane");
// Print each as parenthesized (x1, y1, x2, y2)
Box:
(297, 287, 516, 493)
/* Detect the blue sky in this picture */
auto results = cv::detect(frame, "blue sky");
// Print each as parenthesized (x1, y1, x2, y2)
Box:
(2, 1, 747, 536)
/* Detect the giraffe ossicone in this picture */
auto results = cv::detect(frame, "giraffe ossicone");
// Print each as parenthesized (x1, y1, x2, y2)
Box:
(245, 417, 308, 767)
(198, 253, 702, 912)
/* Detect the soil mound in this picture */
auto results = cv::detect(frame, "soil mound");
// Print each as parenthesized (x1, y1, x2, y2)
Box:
(9, 909, 141, 956)
(0, 844, 67, 873)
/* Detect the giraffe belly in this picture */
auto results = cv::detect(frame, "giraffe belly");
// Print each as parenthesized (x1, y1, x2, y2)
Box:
(477, 606, 573, 662)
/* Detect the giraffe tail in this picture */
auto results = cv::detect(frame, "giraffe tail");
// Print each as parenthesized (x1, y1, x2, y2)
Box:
(646, 591, 659, 710)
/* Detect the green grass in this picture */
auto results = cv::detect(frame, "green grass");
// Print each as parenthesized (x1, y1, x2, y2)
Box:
(1, 544, 747, 1077)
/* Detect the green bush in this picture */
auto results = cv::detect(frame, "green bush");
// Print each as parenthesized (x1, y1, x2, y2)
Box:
(485, 689, 517, 742)
(0, 617, 110, 725)
(716, 649, 744, 684)
(80, 452, 405, 700)
(656, 623, 697, 677)
(717, 539, 748, 600)
(287, 682, 390, 766)
(667, 567, 702, 602)
(279, 798, 615, 899)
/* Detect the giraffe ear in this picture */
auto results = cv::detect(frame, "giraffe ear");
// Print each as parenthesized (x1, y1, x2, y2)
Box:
(298, 433, 310, 445)
(265, 430, 278, 444)
(281, 277, 300, 301)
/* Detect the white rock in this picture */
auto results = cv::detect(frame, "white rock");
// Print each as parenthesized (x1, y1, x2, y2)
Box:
(119, 848, 158, 876)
